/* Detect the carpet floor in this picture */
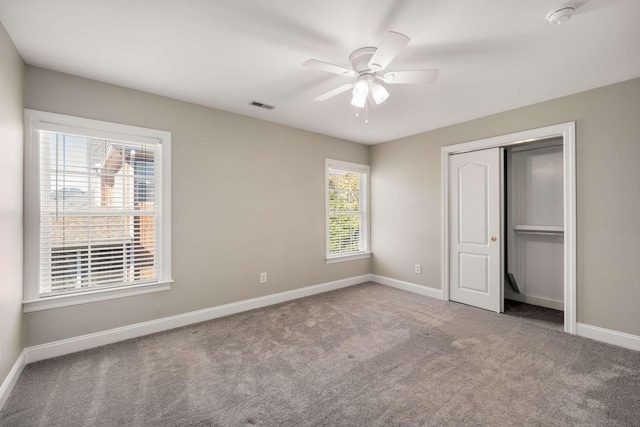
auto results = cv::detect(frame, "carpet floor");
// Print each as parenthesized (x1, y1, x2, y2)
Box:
(503, 299, 564, 332)
(1, 282, 638, 426)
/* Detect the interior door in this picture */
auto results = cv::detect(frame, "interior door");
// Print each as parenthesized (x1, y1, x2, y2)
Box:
(449, 148, 501, 312)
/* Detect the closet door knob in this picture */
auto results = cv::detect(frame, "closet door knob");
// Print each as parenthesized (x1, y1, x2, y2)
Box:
(491, 236, 497, 242)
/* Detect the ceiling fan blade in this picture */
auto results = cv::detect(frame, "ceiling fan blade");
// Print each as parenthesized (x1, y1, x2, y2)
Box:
(313, 84, 354, 101)
(304, 59, 356, 77)
(368, 31, 410, 71)
(381, 69, 439, 84)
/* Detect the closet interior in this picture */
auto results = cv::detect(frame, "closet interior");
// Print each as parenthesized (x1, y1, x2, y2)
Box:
(504, 138, 564, 326)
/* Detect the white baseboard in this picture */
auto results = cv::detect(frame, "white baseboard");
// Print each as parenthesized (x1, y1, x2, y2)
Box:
(372, 275, 640, 352)
(26, 274, 370, 363)
(0, 349, 27, 411)
(504, 290, 564, 311)
(576, 323, 640, 351)
(21, 274, 638, 369)
(371, 274, 443, 300)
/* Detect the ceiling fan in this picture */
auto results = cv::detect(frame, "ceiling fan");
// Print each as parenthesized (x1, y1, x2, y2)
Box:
(303, 31, 439, 110)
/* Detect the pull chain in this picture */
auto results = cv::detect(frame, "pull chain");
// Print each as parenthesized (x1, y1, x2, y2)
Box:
(354, 104, 370, 124)
(365, 101, 369, 125)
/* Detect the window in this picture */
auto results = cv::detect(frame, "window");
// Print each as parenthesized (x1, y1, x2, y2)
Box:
(24, 110, 171, 311)
(325, 159, 370, 262)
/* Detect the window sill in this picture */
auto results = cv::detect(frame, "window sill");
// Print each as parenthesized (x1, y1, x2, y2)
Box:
(23, 280, 173, 313)
(326, 253, 372, 264)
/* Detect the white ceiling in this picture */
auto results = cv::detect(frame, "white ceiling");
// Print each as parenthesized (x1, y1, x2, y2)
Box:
(1, 0, 639, 144)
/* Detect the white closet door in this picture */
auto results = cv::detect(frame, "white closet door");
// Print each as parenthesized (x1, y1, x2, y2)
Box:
(449, 148, 501, 312)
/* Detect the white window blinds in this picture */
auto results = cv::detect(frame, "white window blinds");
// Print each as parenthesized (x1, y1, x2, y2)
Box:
(326, 160, 370, 258)
(38, 129, 161, 296)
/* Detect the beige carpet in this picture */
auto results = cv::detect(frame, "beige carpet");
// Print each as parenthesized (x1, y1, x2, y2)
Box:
(1, 282, 638, 426)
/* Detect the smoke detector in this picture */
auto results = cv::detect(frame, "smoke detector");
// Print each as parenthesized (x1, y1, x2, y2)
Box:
(546, 5, 576, 24)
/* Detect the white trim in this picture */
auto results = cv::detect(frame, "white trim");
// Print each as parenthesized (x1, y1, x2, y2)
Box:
(504, 290, 564, 311)
(160, 127, 172, 284)
(11, 275, 637, 386)
(23, 109, 172, 305)
(564, 123, 577, 334)
(440, 123, 573, 154)
(326, 159, 370, 174)
(25, 275, 370, 363)
(27, 110, 165, 144)
(23, 281, 172, 313)
(577, 323, 640, 352)
(371, 274, 443, 300)
(326, 252, 372, 264)
(441, 148, 449, 303)
(0, 349, 27, 411)
(24, 110, 39, 303)
(33, 121, 160, 146)
(441, 122, 577, 334)
(499, 147, 505, 314)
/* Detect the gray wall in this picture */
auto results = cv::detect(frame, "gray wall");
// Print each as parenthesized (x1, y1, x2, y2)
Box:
(24, 66, 370, 346)
(0, 23, 24, 386)
(371, 77, 640, 336)
(17, 66, 640, 346)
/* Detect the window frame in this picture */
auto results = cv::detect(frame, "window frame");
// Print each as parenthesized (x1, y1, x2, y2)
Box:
(325, 158, 371, 263)
(23, 110, 172, 312)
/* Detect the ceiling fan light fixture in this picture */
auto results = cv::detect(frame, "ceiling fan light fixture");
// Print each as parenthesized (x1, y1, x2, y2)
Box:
(351, 79, 369, 108)
(371, 83, 389, 104)
(351, 93, 367, 108)
(353, 79, 369, 97)
(303, 30, 439, 118)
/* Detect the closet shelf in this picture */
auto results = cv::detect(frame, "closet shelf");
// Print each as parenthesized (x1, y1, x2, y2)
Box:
(513, 225, 564, 235)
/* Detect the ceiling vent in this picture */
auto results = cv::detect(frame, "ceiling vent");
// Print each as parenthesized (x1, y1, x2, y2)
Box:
(249, 101, 275, 110)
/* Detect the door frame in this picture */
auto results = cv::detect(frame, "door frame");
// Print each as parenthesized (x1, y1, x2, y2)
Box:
(441, 122, 577, 334)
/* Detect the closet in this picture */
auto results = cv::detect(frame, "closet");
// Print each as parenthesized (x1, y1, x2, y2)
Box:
(504, 139, 564, 312)
(444, 123, 575, 332)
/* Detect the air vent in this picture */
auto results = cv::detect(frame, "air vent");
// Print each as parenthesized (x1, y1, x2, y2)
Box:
(249, 101, 275, 110)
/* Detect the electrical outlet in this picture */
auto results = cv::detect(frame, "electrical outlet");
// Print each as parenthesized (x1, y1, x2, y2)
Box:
(260, 272, 267, 283)
(415, 264, 422, 274)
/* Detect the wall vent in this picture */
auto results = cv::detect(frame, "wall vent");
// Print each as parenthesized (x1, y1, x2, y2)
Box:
(249, 101, 275, 110)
